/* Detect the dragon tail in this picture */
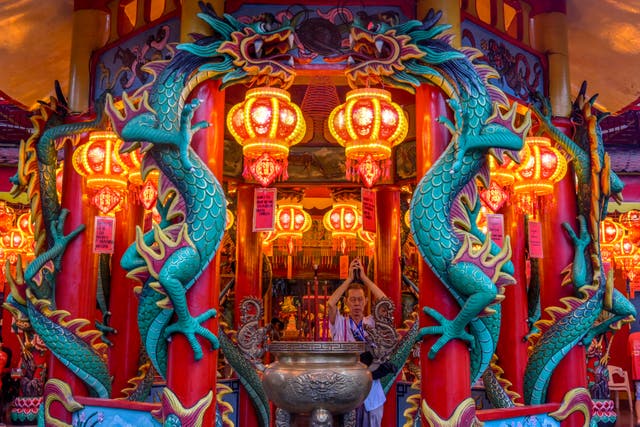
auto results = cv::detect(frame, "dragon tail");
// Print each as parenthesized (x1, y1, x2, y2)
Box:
(218, 326, 270, 427)
(28, 297, 112, 398)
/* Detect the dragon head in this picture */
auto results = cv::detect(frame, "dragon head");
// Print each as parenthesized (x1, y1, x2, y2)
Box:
(335, 14, 424, 90)
(335, 9, 468, 97)
(218, 16, 296, 89)
(182, 4, 297, 90)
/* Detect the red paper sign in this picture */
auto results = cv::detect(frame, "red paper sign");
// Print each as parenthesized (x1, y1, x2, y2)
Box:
(361, 188, 376, 233)
(340, 255, 350, 279)
(93, 216, 115, 254)
(253, 188, 276, 231)
(486, 213, 504, 248)
(528, 221, 544, 259)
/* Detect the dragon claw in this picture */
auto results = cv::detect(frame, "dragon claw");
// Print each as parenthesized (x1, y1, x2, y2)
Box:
(164, 309, 220, 360)
(418, 306, 475, 359)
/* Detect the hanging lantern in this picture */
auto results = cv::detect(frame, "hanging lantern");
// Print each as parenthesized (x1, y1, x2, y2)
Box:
(72, 131, 131, 214)
(600, 218, 626, 264)
(600, 218, 626, 246)
(614, 235, 640, 277)
(274, 204, 312, 255)
(620, 210, 640, 229)
(72, 131, 130, 190)
(118, 147, 143, 185)
(0, 228, 33, 266)
(227, 87, 306, 187)
(328, 88, 408, 187)
(323, 203, 362, 253)
(620, 210, 640, 245)
(2, 230, 24, 251)
(513, 137, 567, 196)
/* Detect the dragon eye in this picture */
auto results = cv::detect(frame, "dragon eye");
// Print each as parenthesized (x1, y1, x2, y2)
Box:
(367, 21, 381, 32)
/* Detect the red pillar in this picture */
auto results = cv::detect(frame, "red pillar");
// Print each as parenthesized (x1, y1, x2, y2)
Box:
(234, 183, 262, 427)
(495, 207, 528, 402)
(416, 84, 471, 420)
(108, 190, 143, 397)
(165, 79, 223, 426)
(49, 139, 96, 421)
(541, 119, 584, 425)
(375, 186, 401, 426)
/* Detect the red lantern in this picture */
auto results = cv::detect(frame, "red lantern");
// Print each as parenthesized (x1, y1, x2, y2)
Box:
(273, 204, 312, 255)
(620, 210, 640, 245)
(600, 218, 625, 246)
(227, 87, 306, 187)
(323, 203, 362, 253)
(513, 137, 567, 197)
(329, 88, 408, 187)
(614, 235, 640, 276)
(600, 218, 626, 264)
(72, 131, 130, 190)
(72, 131, 130, 214)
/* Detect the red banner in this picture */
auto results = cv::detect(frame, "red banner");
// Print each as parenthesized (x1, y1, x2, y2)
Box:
(340, 255, 350, 279)
(93, 216, 115, 254)
(486, 213, 504, 248)
(528, 221, 544, 258)
(361, 188, 376, 233)
(253, 188, 276, 231)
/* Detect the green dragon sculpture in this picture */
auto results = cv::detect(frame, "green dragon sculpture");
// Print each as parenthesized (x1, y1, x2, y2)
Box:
(4, 87, 113, 403)
(109, 39, 227, 365)
(109, 3, 303, 424)
(336, 10, 530, 414)
(523, 83, 636, 405)
(335, 9, 531, 412)
(405, 23, 528, 398)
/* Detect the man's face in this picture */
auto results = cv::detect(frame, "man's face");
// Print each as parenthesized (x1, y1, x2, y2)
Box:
(346, 288, 366, 319)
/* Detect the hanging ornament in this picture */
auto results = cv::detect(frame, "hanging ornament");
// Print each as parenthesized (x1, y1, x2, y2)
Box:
(614, 235, 640, 278)
(328, 88, 408, 187)
(323, 203, 362, 254)
(620, 210, 640, 245)
(72, 130, 130, 214)
(227, 87, 306, 187)
(600, 217, 626, 264)
(480, 181, 509, 212)
(139, 179, 158, 211)
(512, 136, 568, 214)
(274, 204, 312, 255)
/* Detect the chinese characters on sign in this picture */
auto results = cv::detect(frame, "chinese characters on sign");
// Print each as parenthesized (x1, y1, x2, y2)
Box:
(361, 188, 376, 233)
(253, 188, 277, 231)
(528, 221, 543, 258)
(486, 214, 504, 248)
(94, 216, 115, 254)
